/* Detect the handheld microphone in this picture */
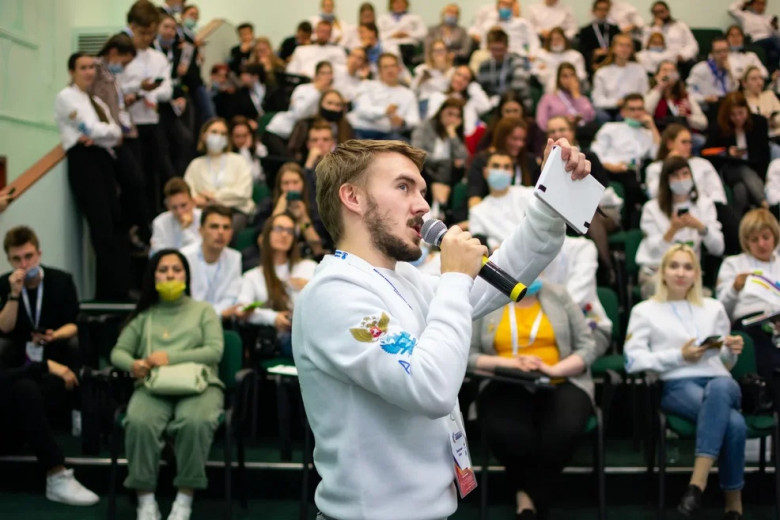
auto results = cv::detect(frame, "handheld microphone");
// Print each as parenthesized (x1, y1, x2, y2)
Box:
(420, 219, 527, 302)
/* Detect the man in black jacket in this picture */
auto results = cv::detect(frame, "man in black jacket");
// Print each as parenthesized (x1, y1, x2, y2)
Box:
(577, 0, 621, 77)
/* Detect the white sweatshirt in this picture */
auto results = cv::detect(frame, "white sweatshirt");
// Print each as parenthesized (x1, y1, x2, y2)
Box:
(686, 60, 740, 104)
(468, 185, 536, 251)
(729, 50, 769, 79)
(265, 83, 323, 139)
(526, 1, 578, 40)
(635, 196, 724, 269)
(237, 260, 317, 326)
(766, 158, 780, 204)
(348, 80, 420, 132)
(728, 0, 778, 41)
(624, 297, 736, 380)
(292, 197, 565, 520)
(150, 207, 202, 255)
(118, 47, 172, 126)
(607, 1, 645, 31)
(591, 62, 649, 109)
(641, 21, 699, 62)
(590, 121, 657, 165)
(183, 152, 255, 215)
(474, 16, 541, 57)
(286, 43, 348, 79)
(377, 12, 427, 46)
(181, 242, 243, 316)
(644, 157, 726, 204)
(716, 252, 780, 320)
(54, 85, 121, 151)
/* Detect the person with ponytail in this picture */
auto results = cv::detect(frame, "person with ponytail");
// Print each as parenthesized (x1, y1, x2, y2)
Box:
(110, 249, 224, 520)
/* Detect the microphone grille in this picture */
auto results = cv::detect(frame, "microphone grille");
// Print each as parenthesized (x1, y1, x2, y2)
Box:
(421, 218, 447, 246)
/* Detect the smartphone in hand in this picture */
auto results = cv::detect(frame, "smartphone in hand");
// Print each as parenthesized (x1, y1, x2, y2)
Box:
(699, 335, 723, 349)
(677, 207, 690, 217)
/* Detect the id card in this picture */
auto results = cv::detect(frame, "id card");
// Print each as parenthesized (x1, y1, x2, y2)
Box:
(448, 409, 477, 498)
(25, 341, 43, 362)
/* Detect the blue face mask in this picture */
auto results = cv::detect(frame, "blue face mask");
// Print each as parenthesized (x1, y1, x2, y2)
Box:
(321, 12, 335, 21)
(158, 36, 175, 48)
(107, 62, 124, 75)
(649, 46, 665, 53)
(444, 14, 458, 26)
(525, 278, 543, 296)
(729, 45, 743, 52)
(487, 169, 512, 191)
(624, 117, 644, 129)
(498, 7, 512, 20)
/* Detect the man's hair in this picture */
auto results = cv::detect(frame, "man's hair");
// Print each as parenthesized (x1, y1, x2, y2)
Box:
(360, 22, 379, 37)
(67, 52, 91, 72)
(200, 204, 233, 227)
(711, 35, 728, 50)
(297, 21, 313, 34)
(98, 33, 137, 58)
(241, 63, 267, 83)
(317, 20, 333, 29)
(378, 52, 399, 67)
(126, 0, 161, 27)
(163, 177, 192, 198)
(237, 22, 254, 33)
(308, 118, 335, 138)
(315, 140, 426, 244)
(4, 226, 39, 254)
(486, 150, 515, 167)
(593, 0, 610, 8)
(486, 28, 509, 46)
(182, 4, 198, 17)
(621, 92, 645, 106)
(315, 61, 332, 75)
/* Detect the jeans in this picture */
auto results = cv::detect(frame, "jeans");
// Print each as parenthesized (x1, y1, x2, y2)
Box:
(661, 377, 746, 491)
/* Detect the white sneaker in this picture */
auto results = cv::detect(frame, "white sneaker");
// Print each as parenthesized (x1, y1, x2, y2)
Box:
(137, 500, 162, 520)
(167, 501, 192, 520)
(45, 468, 99, 506)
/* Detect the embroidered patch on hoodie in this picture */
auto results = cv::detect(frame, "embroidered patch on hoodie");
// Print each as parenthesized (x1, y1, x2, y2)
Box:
(350, 312, 417, 374)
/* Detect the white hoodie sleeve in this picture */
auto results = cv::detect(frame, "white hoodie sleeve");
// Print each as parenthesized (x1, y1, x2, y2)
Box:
(624, 303, 685, 374)
(765, 158, 780, 205)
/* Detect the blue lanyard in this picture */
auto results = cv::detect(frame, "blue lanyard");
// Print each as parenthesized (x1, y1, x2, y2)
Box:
(669, 300, 699, 341)
(334, 249, 414, 311)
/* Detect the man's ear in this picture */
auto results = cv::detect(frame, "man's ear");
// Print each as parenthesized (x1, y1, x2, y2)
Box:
(339, 183, 364, 217)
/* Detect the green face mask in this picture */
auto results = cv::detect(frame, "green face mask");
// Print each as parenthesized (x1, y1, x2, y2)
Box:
(624, 117, 643, 129)
(155, 279, 187, 301)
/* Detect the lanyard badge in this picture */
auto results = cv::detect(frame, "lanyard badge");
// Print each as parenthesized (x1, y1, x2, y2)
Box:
(449, 408, 477, 498)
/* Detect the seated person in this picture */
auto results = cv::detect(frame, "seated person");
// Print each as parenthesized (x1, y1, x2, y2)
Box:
(151, 178, 203, 255)
(411, 98, 468, 221)
(636, 157, 725, 296)
(468, 118, 540, 208)
(333, 47, 370, 103)
(606, 0, 645, 33)
(110, 249, 224, 520)
(470, 0, 541, 58)
(271, 162, 328, 258)
(347, 53, 419, 140)
(234, 212, 318, 356)
(223, 64, 267, 123)
(535, 62, 596, 132)
(183, 118, 255, 233)
(728, 0, 780, 75)
(279, 21, 312, 63)
(576, 0, 621, 76)
(625, 244, 746, 519)
(357, 21, 403, 75)
(410, 39, 454, 110)
(766, 158, 780, 205)
(742, 66, 780, 146)
(287, 21, 348, 79)
(251, 37, 287, 94)
(705, 91, 770, 215)
(469, 278, 599, 520)
(309, 0, 352, 45)
(645, 60, 708, 137)
(532, 27, 587, 94)
(476, 27, 533, 113)
(263, 61, 335, 152)
(181, 205, 243, 320)
(341, 2, 377, 50)
(636, 32, 679, 75)
(468, 151, 535, 249)
(717, 209, 780, 416)
(228, 23, 255, 75)
(229, 115, 268, 186)
(640, 1, 699, 71)
(686, 37, 740, 108)
(377, 0, 427, 49)
(424, 4, 471, 63)
(591, 93, 661, 227)
(726, 24, 768, 80)
(591, 33, 649, 122)
(426, 65, 492, 145)
(475, 91, 539, 154)
(287, 90, 353, 164)
(527, 0, 578, 43)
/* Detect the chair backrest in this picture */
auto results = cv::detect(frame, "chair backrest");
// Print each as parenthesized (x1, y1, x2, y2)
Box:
(624, 228, 644, 277)
(691, 28, 726, 61)
(730, 330, 756, 380)
(597, 285, 621, 343)
(219, 330, 244, 391)
(253, 182, 271, 205)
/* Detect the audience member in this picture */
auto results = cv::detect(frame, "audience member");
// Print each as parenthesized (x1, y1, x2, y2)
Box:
(377, 0, 427, 49)
(309, 0, 351, 45)
(411, 97, 468, 221)
(110, 249, 224, 520)
(170, 6, 214, 130)
(645, 60, 708, 135)
(287, 21, 348, 79)
(728, 0, 780, 74)
(767, 158, 780, 205)
(469, 0, 520, 45)
(636, 32, 678, 75)
(222, 64, 268, 123)
(606, 0, 645, 34)
(591, 33, 649, 121)
(476, 28, 533, 112)
(535, 62, 595, 131)
(254, 37, 288, 89)
(55, 52, 131, 300)
(687, 37, 740, 108)
(333, 47, 370, 102)
(271, 161, 328, 258)
(151, 178, 203, 255)
(287, 91, 352, 164)
(410, 39, 454, 112)
(279, 21, 313, 63)
(348, 53, 419, 139)
(532, 28, 587, 94)
(726, 24, 768, 80)
(469, 278, 599, 519)
(424, 4, 471, 63)
(181, 206, 242, 319)
(625, 244, 746, 519)
(228, 23, 255, 75)
(476, 90, 527, 152)
(641, 1, 699, 71)
(426, 65, 492, 143)
(230, 116, 268, 186)
(358, 21, 403, 74)
(527, 0, 578, 42)
(577, 0, 621, 75)
(742, 66, 780, 145)
(234, 212, 318, 357)
(471, 0, 541, 58)
(340, 2, 376, 51)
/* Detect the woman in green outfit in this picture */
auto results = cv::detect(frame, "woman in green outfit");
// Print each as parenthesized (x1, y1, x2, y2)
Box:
(110, 249, 224, 520)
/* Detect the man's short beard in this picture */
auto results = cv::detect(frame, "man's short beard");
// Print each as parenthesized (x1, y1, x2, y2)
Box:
(365, 195, 422, 263)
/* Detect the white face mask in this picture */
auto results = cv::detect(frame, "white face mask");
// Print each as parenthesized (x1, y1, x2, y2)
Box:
(669, 178, 693, 196)
(551, 43, 565, 53)
(205, 133, 227, 153)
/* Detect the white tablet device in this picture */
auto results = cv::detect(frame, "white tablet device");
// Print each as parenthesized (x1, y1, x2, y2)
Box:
(534, 146, 605, 235)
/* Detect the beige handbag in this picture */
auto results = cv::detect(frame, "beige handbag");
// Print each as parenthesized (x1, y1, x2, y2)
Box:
(143, 312, 208, 396)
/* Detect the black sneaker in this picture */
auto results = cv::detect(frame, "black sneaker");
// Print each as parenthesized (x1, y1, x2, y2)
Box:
(677, 484, 703, 516)
(722, 512, 742, 520)
(516, 510, 537, 520)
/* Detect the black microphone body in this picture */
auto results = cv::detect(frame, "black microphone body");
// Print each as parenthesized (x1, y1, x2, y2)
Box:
(420, 219, 527, 302)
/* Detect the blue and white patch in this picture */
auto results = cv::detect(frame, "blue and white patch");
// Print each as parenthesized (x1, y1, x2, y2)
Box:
(379, 330, 417, 375)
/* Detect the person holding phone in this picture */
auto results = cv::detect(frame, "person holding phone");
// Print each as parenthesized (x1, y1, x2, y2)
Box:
(636, 156, 724, 298)
(270, 162, 325, 258)
(626, 244, 746, 519)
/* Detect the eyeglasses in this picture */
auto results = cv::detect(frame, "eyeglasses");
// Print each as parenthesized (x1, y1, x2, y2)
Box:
(271, 225, 296, 236)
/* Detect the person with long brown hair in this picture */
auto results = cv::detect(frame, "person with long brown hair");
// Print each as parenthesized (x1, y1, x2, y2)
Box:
(270, 162, 326, 257)
(645, 60, 707, 134)
(286, 89, 353, 163)
(591, 32, 649, 121)
(235, 212, 317, 357)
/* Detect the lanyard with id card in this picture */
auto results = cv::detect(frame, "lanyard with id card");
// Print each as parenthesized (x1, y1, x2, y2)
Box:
(449, 407, 477, 498)
(22, 283, 44, 363)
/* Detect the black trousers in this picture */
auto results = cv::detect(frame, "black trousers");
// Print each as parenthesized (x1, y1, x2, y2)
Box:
(733, 321, 780, 416)
(66, 144, 130, 300)
(114, 144, 152, 242)
(608, 170, 644, 228)
(126, 123, 175, 213)
(479, 381, 592, 514)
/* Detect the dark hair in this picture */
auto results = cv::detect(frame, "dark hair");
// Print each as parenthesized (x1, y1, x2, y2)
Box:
(592, 0, 610, 9)
(126, 0, 161, 27)
(182, 4, 198, 17)
(315, 61, 333, 75)
(3, 226, 39, 254)
(622, 92, 645, 106)
(273, 162, 311, 211)
(717, 91, 753, 135)
(432, 97, 465, 140)
(658, 156, 698, 217)
(654, 60, 687, 101)
(241, 63, 267, 84)
(237, 23, 254, 33)
(126, 249, 191, 324)
(67, 52, 91, 71)
(359, 2, 375, 15)
(259, 212, 301, 311)
(98, 33, 137, 58)
(650, 1, 675, 22)
(726, 24, 745, 40)
(486, 150, 515, 168)
(484, 91, 525, 135)
(492, 117, 532, 185)
(544, 27, 570, 52)
(317, 90, 351, 142)
(711, 35, 728, 50)
(308, 118, 335, 139)
(211, 63, 229, 75)
(297, 21, 313, 34)
(555, 62, 578, 92)
(159, 13, 176, 25)
(163, 177, 192, 198)
(200, 204, 234, 226)
(656, 123, 690, 160)
(486, 27, 509, 46)
(360, 22, 379, 37)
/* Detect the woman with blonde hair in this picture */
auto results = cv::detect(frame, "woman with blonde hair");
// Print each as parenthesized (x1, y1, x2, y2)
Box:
(626, 244, 746, 519)
(251, 37, 286, 88)
(410, 39, 453, 110)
